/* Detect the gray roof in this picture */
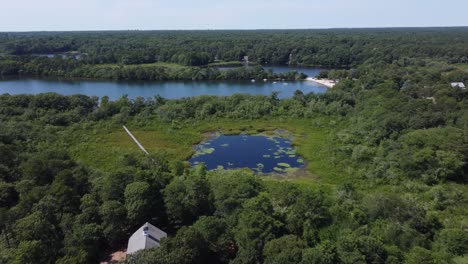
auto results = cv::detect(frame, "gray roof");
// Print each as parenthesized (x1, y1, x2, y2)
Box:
(451, 82, 466, 88)
(127, 222, 167, 254)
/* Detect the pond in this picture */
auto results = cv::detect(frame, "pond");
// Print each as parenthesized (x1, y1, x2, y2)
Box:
(0, 78, 327, 100)
(189, 133, 305, 173)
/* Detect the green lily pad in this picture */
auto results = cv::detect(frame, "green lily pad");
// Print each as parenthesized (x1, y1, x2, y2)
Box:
(273, 167, 284, 172)
(193, 147, 215, 157)
(277, 162, 291, 168)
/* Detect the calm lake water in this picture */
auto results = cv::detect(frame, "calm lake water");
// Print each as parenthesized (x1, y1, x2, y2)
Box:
(0, 79, 327, 100)
(0, 67, 327, 100)
(189, 134, 304, 173)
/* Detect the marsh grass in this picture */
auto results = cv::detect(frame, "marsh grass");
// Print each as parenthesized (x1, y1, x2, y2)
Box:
(67, 117, 347, 185)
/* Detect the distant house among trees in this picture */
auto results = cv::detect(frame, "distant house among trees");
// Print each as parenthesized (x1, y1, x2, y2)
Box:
(127, 223, 167, 254)
(451, 82, 466, 89)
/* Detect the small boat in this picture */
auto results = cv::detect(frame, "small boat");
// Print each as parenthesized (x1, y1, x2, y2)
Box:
(251, 79, 256, 83)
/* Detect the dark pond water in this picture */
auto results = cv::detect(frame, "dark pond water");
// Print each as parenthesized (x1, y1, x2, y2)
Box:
(0, 78, 327, 100)
(189, 134, 304, 173)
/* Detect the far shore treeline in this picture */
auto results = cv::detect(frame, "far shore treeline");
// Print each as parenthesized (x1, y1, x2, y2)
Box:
(0, 28, 468, 81)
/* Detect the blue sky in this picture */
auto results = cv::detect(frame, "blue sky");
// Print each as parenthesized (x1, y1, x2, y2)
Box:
(1, 0, 467, 31)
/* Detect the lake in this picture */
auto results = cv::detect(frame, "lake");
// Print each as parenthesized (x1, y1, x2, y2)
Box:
(0, 66, 327, 100)
(189, 134, 304, 173)
(0, 79, 327, 100)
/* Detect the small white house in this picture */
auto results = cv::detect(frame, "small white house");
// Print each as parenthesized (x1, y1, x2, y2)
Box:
(127, 222, 167, 254)
(451, 82, 466, 89)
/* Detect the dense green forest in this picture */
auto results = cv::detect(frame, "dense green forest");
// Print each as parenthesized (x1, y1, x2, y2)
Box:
(0, 29, 468, 264)
(1, 28, 468, 80)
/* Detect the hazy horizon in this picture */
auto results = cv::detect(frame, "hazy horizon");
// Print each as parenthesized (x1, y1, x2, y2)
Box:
(1, 0, 467, 31)
(2, 26, 468, 33)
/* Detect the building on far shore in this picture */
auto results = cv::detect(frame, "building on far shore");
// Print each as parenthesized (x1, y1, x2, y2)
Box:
(127, 222, 167, 255)
(451, 82, 466, 89)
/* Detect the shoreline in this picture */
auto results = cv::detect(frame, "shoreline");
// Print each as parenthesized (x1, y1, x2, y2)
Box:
(305, 77, 337, 88)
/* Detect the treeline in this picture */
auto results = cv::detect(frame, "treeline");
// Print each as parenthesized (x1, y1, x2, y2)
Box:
(1, 28, 468, 75)
(1, 28, 468, 82)
(0, 57, 306, 81)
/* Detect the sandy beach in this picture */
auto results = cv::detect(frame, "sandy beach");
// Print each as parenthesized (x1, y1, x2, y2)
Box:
(305, 77, 337, 88)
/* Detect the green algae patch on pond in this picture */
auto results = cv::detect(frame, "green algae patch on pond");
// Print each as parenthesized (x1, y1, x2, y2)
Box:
(189, 133, 305, 173)
(193, 146, 215, 157)
(274, 167, 285, 172)
(277, 162, 291, 168)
